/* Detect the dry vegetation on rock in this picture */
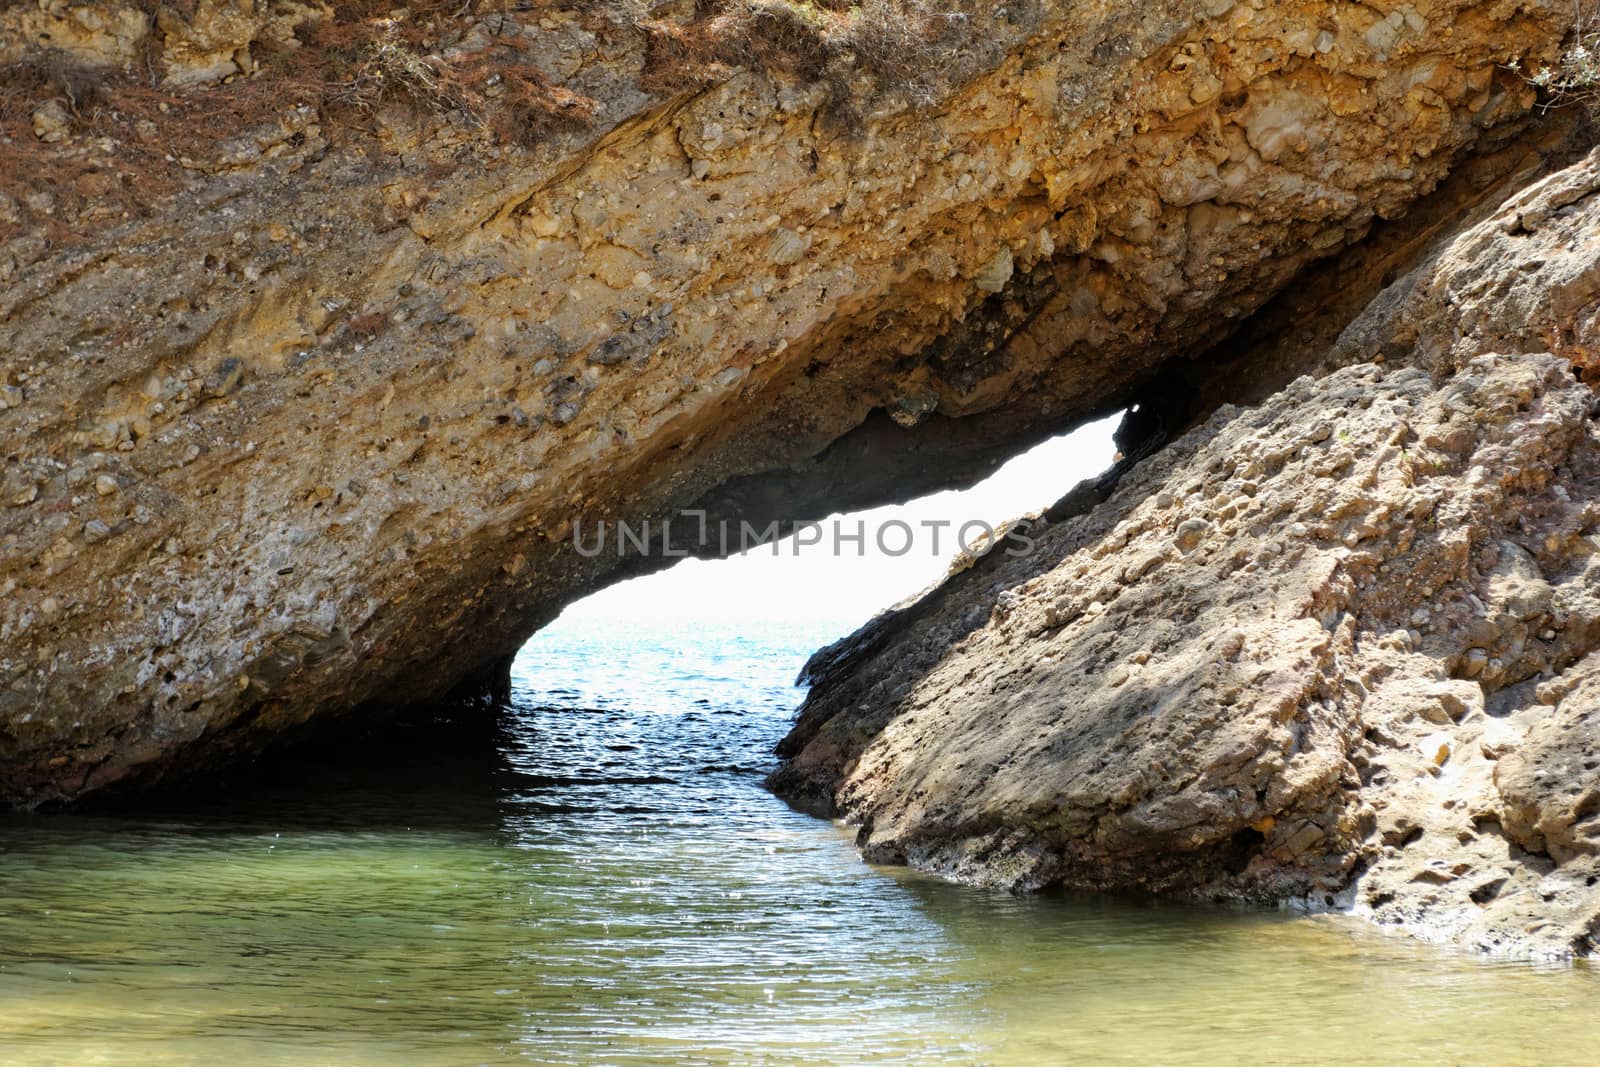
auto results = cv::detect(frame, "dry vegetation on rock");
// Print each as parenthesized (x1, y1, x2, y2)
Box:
(0, 2, 602, 237)
(0, 0, 979, 241)
(639, 0, 967, 111)
(1518, 1, 1600, 119)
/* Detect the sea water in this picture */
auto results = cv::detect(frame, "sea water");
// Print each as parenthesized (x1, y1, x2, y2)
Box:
(1, 616, 1595, 1066)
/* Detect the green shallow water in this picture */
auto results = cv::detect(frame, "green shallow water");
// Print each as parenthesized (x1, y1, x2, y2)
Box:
(2, 618, 1595, 1066)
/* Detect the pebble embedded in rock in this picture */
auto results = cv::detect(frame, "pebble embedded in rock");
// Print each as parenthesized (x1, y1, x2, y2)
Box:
(974, 247, 1014, 293)
(205, 359, 245, 399)
(1174, 518, 1211, 552)
(31, 100, 71, 144)
(770, 229, 807, 266)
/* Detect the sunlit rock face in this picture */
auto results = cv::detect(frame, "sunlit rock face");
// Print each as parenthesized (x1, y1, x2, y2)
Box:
(0, 0, 1574, 803)
(773, 148, 1600, 959)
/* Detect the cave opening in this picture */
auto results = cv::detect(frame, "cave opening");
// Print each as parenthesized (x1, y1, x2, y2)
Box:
(489, 409, 1122, 841)
(157, 411, 1129, 808)
(518, 412, 1122, 673)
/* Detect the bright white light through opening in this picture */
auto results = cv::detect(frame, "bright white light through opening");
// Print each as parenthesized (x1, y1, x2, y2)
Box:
(554, 414, 1122, 630)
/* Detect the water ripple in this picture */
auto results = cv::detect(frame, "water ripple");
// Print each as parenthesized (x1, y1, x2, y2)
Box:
(0, 617, 1596, 1065)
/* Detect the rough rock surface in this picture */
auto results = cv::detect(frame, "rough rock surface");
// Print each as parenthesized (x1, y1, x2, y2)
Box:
(771, 150, 1600, 958)
(1, 1, 1571, 803)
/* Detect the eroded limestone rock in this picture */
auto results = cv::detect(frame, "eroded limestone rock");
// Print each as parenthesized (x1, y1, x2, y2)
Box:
(2, 2, 1569, 804)
(772, 150, 1600, 958)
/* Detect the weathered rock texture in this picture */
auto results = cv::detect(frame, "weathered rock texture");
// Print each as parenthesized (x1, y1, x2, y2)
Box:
(771, 148, 1600, 958)
(2, 1, 1571, 804)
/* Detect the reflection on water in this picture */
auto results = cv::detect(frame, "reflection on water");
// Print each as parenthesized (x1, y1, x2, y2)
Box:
(1, 618, 1595, 1066)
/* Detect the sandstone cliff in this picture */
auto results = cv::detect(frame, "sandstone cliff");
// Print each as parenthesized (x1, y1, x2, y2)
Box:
(3, 1, 1573, 804)
(771, 146, 1600, 958)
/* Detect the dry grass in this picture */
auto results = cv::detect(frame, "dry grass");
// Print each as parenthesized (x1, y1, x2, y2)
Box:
(320, 24, 597, 144)
(0, 1, 601, 156)
(0, 1, 974, 243)
(641, 1, 965, 120)
(0, 52, 187, 241)
(295, 1, 597, 142)
(0, 1, 602, 241)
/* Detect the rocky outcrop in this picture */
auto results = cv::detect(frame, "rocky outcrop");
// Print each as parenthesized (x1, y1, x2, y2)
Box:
(770, 148, 1600, 958)
(2, 1, 1572, 804)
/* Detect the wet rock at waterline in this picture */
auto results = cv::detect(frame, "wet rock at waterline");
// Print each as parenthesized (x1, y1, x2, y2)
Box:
(771, 150, 1600, 959)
